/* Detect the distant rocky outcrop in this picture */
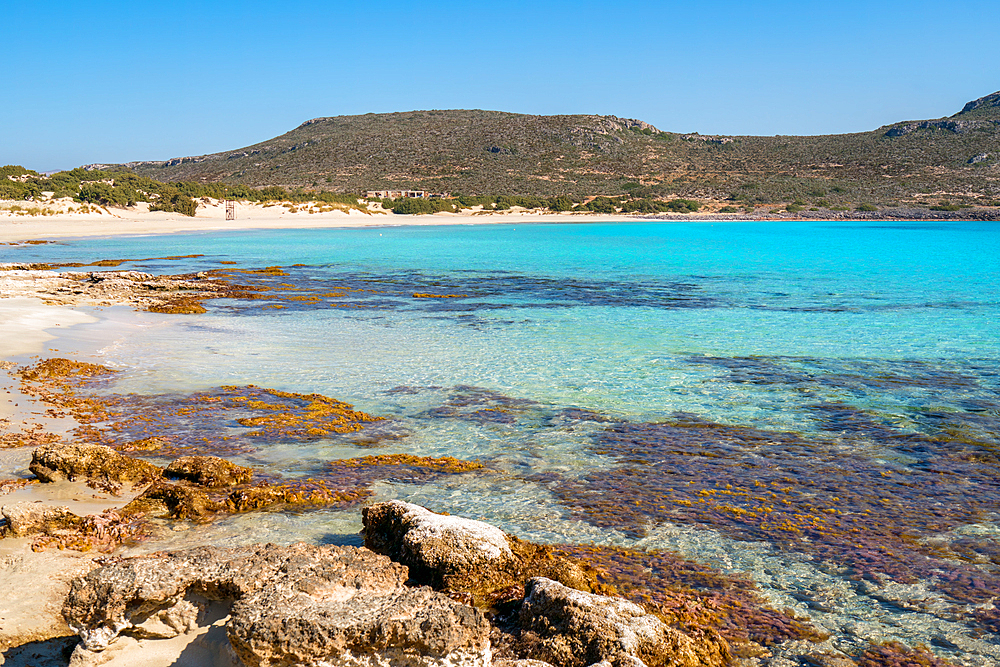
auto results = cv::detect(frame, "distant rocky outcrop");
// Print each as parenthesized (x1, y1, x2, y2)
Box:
(0, 266, 260, 313)
(956, 90, 1000, 115)
(883, 118, 998, 137)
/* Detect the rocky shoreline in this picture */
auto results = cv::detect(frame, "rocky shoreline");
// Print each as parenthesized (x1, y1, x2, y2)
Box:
(1, 260, 991, 667)
(0, 263, 262, 314)
(0, 434, 960, 667)
(2, 438, 730, 667)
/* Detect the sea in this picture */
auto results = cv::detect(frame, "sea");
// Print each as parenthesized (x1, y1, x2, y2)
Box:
(3, 219, 1000, 663)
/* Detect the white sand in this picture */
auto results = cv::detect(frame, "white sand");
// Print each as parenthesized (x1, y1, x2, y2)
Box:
(0, 299, 96, 359)
(0, 199, 651, 242)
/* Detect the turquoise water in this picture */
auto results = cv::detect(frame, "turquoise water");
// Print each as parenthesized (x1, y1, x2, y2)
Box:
(5, 220, 1000, 661)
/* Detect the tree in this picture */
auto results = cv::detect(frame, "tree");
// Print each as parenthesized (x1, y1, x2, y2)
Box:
(548, 196, 574, 211)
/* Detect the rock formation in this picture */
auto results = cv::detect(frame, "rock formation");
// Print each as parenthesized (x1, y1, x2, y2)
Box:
(0, 501, 83, 538)
(164, 456, 253, 488)
(51, 501, 732, 667)
(63, 543, 492, 667)
(519, 577, 726, 667)
(362, 500, 597, 606)
(362, 500, 520, 592)
(29, 443, 161, 485)
(361, 501, 728, 667)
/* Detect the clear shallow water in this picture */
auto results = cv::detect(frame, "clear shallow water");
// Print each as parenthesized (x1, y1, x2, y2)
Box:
(4, 220, 1000, 662)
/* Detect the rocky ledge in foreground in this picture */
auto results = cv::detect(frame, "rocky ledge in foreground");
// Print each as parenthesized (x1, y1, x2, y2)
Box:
(58, 500, 728, 667)
(64, 542, 489, 667)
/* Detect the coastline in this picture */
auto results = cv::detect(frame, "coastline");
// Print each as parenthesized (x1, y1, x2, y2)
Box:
(2, 219, 999, 666)
(2, 198, 997, 243)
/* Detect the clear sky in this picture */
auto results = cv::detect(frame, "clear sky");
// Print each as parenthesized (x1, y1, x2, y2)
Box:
(4, 0, 998, 172)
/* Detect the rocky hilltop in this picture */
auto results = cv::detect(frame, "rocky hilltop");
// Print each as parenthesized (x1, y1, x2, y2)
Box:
(106, 94, 1000, 205)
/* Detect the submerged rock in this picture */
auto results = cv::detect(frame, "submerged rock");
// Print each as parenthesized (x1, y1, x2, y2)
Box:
(164, 456, 253, 488)
(121, 479, 222, 521)
(519, 577, 726, 667)
(63, 542, 491, 666)
(29, 443, 161, 485)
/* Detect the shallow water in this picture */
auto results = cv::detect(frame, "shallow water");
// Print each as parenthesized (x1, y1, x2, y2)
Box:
(4, 220, 1000, 662)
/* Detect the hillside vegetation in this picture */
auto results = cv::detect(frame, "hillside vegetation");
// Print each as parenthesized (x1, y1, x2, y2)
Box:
(3, 93, 999, 216)
(102, 93, 1000, 209)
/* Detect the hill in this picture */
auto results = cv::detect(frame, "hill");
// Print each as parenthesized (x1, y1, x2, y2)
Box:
(88, 92, 1000, 208)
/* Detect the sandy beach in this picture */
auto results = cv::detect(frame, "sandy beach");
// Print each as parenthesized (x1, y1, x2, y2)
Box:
(0, 198, 646, 243)
(3, 206, 999, 667)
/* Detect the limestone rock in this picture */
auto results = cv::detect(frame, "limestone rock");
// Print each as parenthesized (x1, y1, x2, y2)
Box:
(63, 542, 491, 666)
(362, 501, 600, 607)
(519, 577, 727, 667)
(0, 501, 83, 537)
(164, 456, 253, 488)
(120, 479, 220, 520)
(363, 500, 519, 592)
(229, 551, 491, 666)
(0, 550, 97, 652)
(30, 443, 161, 485)
(958, 90, 1000, 115)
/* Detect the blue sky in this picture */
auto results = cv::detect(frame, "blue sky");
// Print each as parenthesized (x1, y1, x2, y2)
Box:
(4, 0, 998, 171)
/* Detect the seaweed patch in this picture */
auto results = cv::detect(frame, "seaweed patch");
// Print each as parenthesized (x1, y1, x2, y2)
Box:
(15, 361, 387, 458)
(554, 544, 827, 649)
(536, 410, 1000, 615)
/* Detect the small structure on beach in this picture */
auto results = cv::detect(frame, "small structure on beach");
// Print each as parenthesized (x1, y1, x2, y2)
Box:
(365, 190, 449, 200)
(366, 190, 427, 199)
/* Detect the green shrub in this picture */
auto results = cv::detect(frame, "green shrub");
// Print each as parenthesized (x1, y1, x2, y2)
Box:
(0, 165, 38, 178)
(548, 196, 574, 211)
(0, 180, 32, 200)
(855, 203, 878, 212)
(719, 206, 738, 213)
(391, 198, 434, 215)
(664, 198, 701, 213)
(389, 197, 456, 215)
(150, 191, 197, 216)
(584, 197, 619, 213)
(620, 199, 659, 214)
(79, 182, 136, 207)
